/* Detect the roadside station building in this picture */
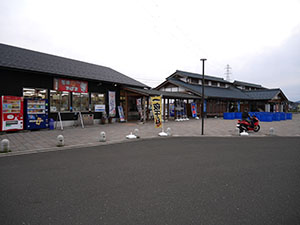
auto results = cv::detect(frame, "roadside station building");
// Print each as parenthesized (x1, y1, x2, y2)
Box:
(0, 43, 289, 128)
(0, 43, 151, 126)
(0, 44, 200, 126)
(155, 70, 289, 117)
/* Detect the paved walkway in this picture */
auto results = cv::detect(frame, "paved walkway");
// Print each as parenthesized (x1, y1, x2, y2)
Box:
(1, 114, 299, 155)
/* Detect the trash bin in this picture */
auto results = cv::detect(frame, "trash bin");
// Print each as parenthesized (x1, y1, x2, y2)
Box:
(223, 112, 235, 120)
(286, 113, 292, 120)
(234, 112, 242, 119)
(49, 118, 55, 130)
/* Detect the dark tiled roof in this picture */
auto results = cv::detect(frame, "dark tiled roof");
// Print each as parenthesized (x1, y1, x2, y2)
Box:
(171, 70, 231, 83)
(0, 43, 147, 88)
(168, 78, 251, 99)
(243, 89, 282, 100)
(233, 80, 264, 89)
(125, 87, 201, 99)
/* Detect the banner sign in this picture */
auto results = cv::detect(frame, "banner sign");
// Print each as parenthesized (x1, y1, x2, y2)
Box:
(191, 103, 197, 118)
(54, 78, 88, 93)
(151, 96, 162, 128)
(204, 100, 207, 113)
(136, 98, 142, 117)
(108, 91, 116, 117)
(118, 106, 125, 122)
(169, 103, 175, 117)
(94, 104, 105, 112)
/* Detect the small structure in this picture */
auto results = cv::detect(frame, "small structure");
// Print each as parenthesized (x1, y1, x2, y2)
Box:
(133, 129, 140, 138)
(99, 131, 106, 142)
(1, 139, 10, 152)
(269, 127, 275, 136)
(57, 135, 64, 147)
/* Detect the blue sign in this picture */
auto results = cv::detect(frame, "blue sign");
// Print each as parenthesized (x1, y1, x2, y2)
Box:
(169, 104, 175, 117)
(191, 103, 197, 117)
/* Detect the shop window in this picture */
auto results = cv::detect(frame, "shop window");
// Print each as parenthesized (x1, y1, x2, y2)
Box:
(191, 78, 198, 84)
(91, 93, 105, 111)
(72, 93, 89, 112)
(23, 88, 47, 99)
(50, 90, 70, 112)
(211, 81, 217, 86)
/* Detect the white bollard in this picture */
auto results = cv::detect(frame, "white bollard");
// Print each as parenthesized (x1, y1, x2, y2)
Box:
(99, 131, 106, 142)
(269, 127, 275, 136)
(133, 129, 140, 138)
(235, 128, 240, 136)
(166, 127, 171, 136)
(1, 139, 10, 152)
(57, 135, 64, 147)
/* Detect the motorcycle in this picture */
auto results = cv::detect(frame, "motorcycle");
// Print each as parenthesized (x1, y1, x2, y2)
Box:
(236, 115, 260, 133)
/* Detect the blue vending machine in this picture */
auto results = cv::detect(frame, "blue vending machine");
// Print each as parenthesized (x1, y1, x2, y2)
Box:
(24, 99, 49, 130)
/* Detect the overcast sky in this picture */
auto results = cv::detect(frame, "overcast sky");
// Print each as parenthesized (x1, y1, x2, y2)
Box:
(1, 0, 300, 101)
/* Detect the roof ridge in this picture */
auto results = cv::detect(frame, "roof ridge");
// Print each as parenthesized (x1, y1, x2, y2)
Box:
(0, 43, 111, 70)
(243, 88, 280, 92)
(175, 69, 225, 80)
(0, 43, 148, 88)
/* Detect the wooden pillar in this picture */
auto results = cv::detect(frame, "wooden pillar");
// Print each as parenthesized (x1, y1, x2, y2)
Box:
(163, 97, 166, 120)
(174, 99, 177, 119)
(146, 96, 150, 120)
(125, 91, 128, 121)
(167, 98, 169, 120)
(143, 96, 146, 123)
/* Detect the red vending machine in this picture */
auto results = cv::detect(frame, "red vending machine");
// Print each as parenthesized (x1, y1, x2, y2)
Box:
(0, 96, 24, 131)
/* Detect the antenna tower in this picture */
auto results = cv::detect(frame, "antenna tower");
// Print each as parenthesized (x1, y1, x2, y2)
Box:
(225, 64, 232, 81)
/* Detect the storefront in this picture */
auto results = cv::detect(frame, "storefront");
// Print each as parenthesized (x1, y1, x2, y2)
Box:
(0, 43, 148, 127)
(122, 87, 201, 121)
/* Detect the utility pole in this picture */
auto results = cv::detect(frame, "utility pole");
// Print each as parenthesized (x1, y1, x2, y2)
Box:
(200, 58, 207, 135)
(225, 64, 232, 81)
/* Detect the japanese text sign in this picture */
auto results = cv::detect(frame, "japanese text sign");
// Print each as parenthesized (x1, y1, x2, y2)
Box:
(108, 91, 116, 117)
(54, 78, 88, 93)
(151, 96, 162, 128)
(191, 103, 197, 118)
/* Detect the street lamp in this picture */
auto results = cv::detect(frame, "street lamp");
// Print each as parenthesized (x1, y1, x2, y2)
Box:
(200, 58, 207, 135)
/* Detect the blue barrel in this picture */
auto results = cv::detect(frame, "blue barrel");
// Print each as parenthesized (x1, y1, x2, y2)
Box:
(249, 112, 255, 117)
(280, 112, 286, 120)
(265, 113, 273, 122)
(273, 112, 281, 121)
(286, 113, 292, 120)
(49, 118, 55, 130)
(223, 112, 235, 120)
(259, 112, 272, 122)
(234, 112, 242, 119)
(259, 112, 266, 122)
(254, 112, 262, 121)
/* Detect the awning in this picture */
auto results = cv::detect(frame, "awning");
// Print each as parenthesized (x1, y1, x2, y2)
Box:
(123, 87, 201, 99)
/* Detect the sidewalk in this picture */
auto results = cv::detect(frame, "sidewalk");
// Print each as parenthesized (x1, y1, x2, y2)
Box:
(1, 114, 300, 155)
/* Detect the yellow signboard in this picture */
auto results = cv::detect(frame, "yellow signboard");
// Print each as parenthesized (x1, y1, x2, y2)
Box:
(151, 96, 162, 128)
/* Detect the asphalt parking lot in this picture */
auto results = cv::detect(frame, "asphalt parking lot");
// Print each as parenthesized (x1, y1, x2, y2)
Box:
(0, 137, 299, 225)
